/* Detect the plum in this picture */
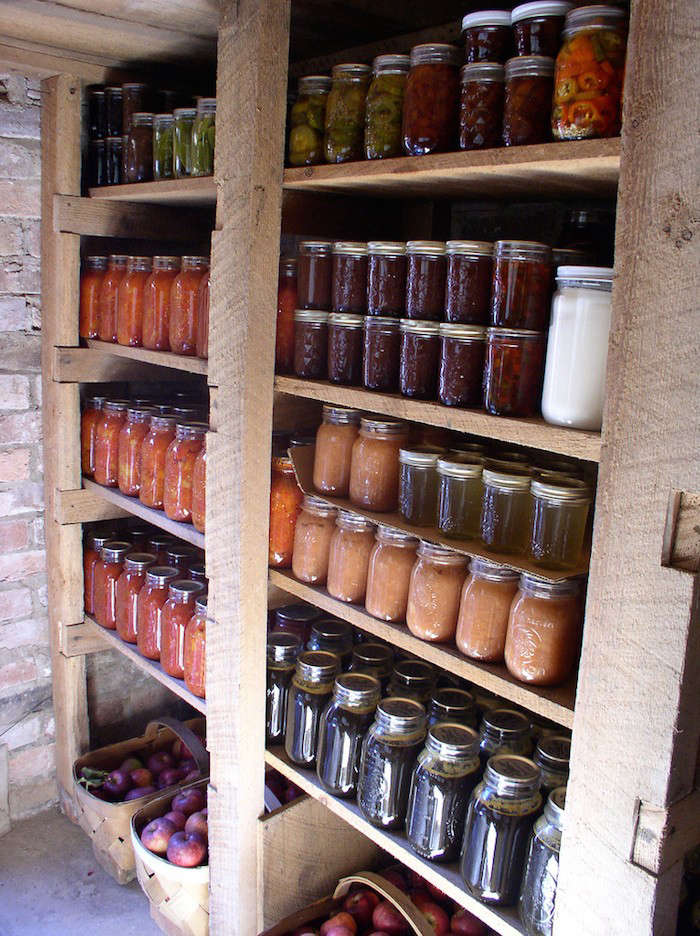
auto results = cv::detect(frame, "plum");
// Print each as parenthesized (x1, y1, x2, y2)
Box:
(124, 785, 156, 801)
(103, 768, 132, 798)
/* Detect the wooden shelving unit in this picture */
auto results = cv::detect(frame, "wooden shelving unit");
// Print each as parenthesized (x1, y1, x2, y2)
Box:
(89, 176, 217, 206)
(85, 339, 208, 375)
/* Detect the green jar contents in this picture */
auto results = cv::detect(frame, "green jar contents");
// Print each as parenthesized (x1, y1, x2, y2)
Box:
(398, 448, 442, 527)
(288, 75, 331, 166)
(153, 114, 174, 180)
(530, 478, 592, 569)
(173, 107, 196, 178)
(437, 457, 484, 540)
(481, 468, 532, 555)
(364, 54, 410, 160)
(324, 63, 371, 164)
(191, 98, 216, 176)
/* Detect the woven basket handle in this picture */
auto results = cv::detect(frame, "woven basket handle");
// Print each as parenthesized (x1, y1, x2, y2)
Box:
(145, 717, 209, 774)
(333, 872, 433, 936)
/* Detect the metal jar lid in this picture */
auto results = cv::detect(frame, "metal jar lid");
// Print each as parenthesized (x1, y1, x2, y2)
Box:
(310, 618, 353, 643)
(535, 734, 572, 770)
(168, 580, 205, 600)
(399, 319, 440, 336)
(399, 447, 442, 468)
(145, 565, 179, 586)
(406, 240, 446, 256)
(446, 240, 494, 256)
(334, 672, 382, 707)
(482, 708, 531, 736)
(332, 241, 368, 256)
(123, 552, 156, 572)
(505, 55, 556, 79)
(294, 309, 329, 324)
(460, 62, 505, 83)
(511, 1, 573, 24)
(375, 696, 427, 733)
(483, 468, 532, 492)
(437, 456, 483, 479)
(328, 313, 364, 328)
(531, 478, 593, 504)
(426, 722, 480, 759)
(322, 404, 361, 424)
(367, 241, 407, 255)
(462, 9, 512, 29)
(296, 649, 340, 681)
(438, 323, 487, 341)
(267, 631, 302, 664)
(100, 540, 131, 562)
(360, 417, 408, 435)
(484, 754, 541, 797)
(469, 557, 520, 582)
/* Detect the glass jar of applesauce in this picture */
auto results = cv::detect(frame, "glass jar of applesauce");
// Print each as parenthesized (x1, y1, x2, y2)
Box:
(331, 242, 368, 315)
(512, 1, 573, 56)
(456, 558, 521, 662)
(293, 310, 328, 379)
(297, 241, 332, 311)
(142, 256, 180, 351)
(444, 241, 493, 325)
(405, 241, 447, 321)
(349, 642, 395, 688)
(399, 319, 440, 399)
(136, 565, 179, 660)
(479, 708, 533, 765)
(285, 650, 340, 767)
(398, 448, 442, 526)
(406, 722, 481, 861)
(117, 406, 153, 497)
(170, 256, 209, 356)
(269, 454, 303, 569)
(363, 317, 401, 392)
(313, 405, 360, 497)
(459, 63, 505, 151)
(491, 241, 553, 331)
(503, 56, 556, 147)
(116, 256, 152, 347)
(83, 530, 115, 615)
(184, 595, 207, 698)
(326, 511, 376, 604)
(163, 422, 207, 523)
(139, 414, 176, 509)
(519, 786, 566, 936)
(308, 618, 354, 666)
(438, 324, 486, 408)
(173, 107, 196, 177)
(437, 457, 484, 540)
(364, 54, 410, 160)
(273, 604, 321, 646)
(462, 9, 513, 63)
(317, 672, 382, 797)
(349, 418, 409, 512)
(505, 575, 582, 685)
(94, 400, 129, 487)
(115, 551, 156, 644)
(266, 631, 302, 744)
(80, 256, 108, 339)
(94, 540, 131, 630)
(406, 542, 469, 643)
(276, 258, 297, 374)
(534, 735, 570, 794)
(428, 687, 478, 730)
(292, 495, 337, 586)
(357, 697, 427, 829)
(97, 254, 128, 344)
(402, 44, 460, 156)
(288, 75, 331, 167)
(481, 468, 532, 554)
(367, 242, 407, 317)
(365, 526, 419, 623)
(81, 395, 106, 477)
(387, 659, 436, 705)
(328, 313, 364, 384)
(324, 63, 371, 164)
(161, 580, 204, 679)
(191, 440, 206, 534)
(530, 478, 592, 569)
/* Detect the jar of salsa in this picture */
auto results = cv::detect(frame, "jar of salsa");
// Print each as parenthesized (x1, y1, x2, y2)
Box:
(438, 324, 486, 408)
(402, 44, 460, 156)
(365, 526, 418, 623)
(196, 269, 210, 360)
(459, 62, 505, 151)
(293, 310, 328, 379)
(288, 75, 331, 167)
(398, 448, 441, 527)
(190, 98, 215, 177)
(445, 241, 493, 324)
(142, 256, 180, 351)
(297, 241, 332, 310)
(292, 495, 337, 586)
(115, 551, 156, 643)
(503, 56, 555, 146)
(184, 595, 207, 698)
(406, 242, 447, 321)
(94, 400, 129, 486)
(328, 313, 363, 384)
(269, 453, 303, 568)
(170, 256, 209, 355)
(93, 540, 131, 630)
(81, 395, 106, 477)
(456, 558, 521, 662)
(105, 86, 122, 136)
(116, 256, 152, 347)
(125, 112, 154, 183)
(406, 542, 469, 643)
(367, 242, 406, 317)
(191, 439, 206, 534)
(462, 10, 513, 63)
(285, 650, 340, 768)
(80, 256, 108, 339)
(481, 468, 532, 554)
(349, 417, 409, 512)
(161, 580, 204, 678)
(484, 327, 546, 417)
(399, 319, 440, 399)
(324, 63, 371, 164)
(136, 565, 179, 660)
(530, 478, 592, 569)
(512, 2, 573, 56)
(437, 456, 484, 539)
(173, 107, 196, 177)
(364, 54, 410, 160)
(117, 406, 152, 497)
(313, 405, 360, 497)
(163, 422, 207, 523)
(83, 529, 116, 615)
(332, 242, 368, 315)
(98, 255, 128, 343)
(363, 317, 400, 391)
(139, 414, 177, 509)
(266, 632, 301, 743)
(276, 258, 297, 373)
(326, 511, 376, 604)
(491, 241, 552, 330)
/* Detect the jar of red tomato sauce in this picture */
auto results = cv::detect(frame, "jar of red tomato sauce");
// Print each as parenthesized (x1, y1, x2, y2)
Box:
(169, 256, 209, 355)
(191, 439, 206, 533)
(83, 529, 117, 615)
(163, 422, 207, 523)
(93, 540, 131, 630)
(94, 400, 129, 487)
(115, 551, 156, 643)
(117, 256, 152, 347)
(81, 395, 106, 477)
(79, 256, 108, 339)
(140, 414, 177, 509)
(142, 256, 180, 351)
(118, 406, 153, 497)
(136, 565, 179, 660)
(196, 269, 210, 360)
(269, 453, 303, 568)
(98, 255, 128, 343)
(161, 580, 204, 679)
(276, 258, 297, 373)
(402, 44, 460, 156)
(165, 545, 196, 572)
(184, 594, 207, 698)
(147, 535, 176, 564)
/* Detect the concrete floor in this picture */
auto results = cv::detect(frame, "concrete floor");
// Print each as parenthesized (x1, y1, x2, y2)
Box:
(0, 808, 160, 935)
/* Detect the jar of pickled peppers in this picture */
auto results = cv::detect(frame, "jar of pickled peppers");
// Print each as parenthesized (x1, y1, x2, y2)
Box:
(163, 422, 207, 523)
(288, 75, 331, 166)
(402, 44, 460, 156)
(324, 64, 371, 164)
(364, 54, 410, 160)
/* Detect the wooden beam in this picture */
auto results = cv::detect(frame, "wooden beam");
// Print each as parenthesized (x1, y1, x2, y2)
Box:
(59, 621, 109, 657)
(0, 39, 128, 81)
(54, 194, 214, 243)
(53, 487, 128, 525)
(49, 0, 219, 39)
(633, 789, 700, 876)
(52, 346, 197, 383)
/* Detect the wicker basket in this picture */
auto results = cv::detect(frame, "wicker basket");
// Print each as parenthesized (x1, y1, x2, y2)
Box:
(72, 717, 208, 885)
(131, 779, 209, 936)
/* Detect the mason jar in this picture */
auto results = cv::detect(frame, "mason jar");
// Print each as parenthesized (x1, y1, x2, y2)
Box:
(316, 672, 381, 796)
(479, 708, 533, 765)
(519, 786, 566, 934)
(534, 735, 571, 793)
(266, 632, 301, 744)
(285, 650, 340, 767)
(530, 477, 592, 569)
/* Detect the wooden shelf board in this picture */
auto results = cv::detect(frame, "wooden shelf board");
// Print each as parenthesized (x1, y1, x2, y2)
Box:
(269, 570, 575, 729)
(275, 377, 601, 462)
(85, 339, 208, 375)
(282, 139, 620, 199)
(266, 746, 524, 936)
(82, 478, 205, 549)
(83, 615, 206, 714)
(89, 176, 217, 206)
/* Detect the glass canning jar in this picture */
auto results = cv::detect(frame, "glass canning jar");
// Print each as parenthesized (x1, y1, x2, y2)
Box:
(173, 107, 196, 177)
(364, 54, 410, 160)
(459, 62, 505, 151)
(456, 558, 521, 661)
(80, 256, 108, 339)
(165, 545, 196, 572)
(292, 495, 337, 586)
(83, 530, 115, 615)
(406, 241, 447, 321)
(288, 75, 331, 166)
(163, 422, 207, 523)
(399, 319, 440, 399)
(313, 405, 360, 497)
(519, 786, 566, 936)
(184, 595, 207, 698)
(349, 641, 395, 687)
(505, 575, 582, 685)
(115, 551, 156, 643)
(461, 754, 542, 904)
(94, 400, 129, 487)
(462, 9, 513, 63)
(406, 542, 469, 643)
(81, 395, 106, 477)
(276, 257, 297, 373)
(402, 44, 460, 156)
(136, 565, 179, 660)
(191, 440, 206, 534)
(530, 478, 592, 569)
(365, 526, 419, 623)
(125, 112, 154, 183)
(445, 240, 493, 325)
(317, 673, 382, 797)
(294, 310, 328, 379)
(104, 136, 122, 185)
(481, 468, 532, 554)
(366, 242, 406, 317)
(438, 323, 486, 408)
(93, 540, 131, 630)
(479, 708, 533, 765)
(328, 313, 364, 384)
(105, 86, 122, 136)
(512, 2, 573, 56)
(324, 63, 371, 163)
(88, 139, 106, 188)
(269, 454, 303, 569)
(398, 448, 441, 526)
(331, 242, 368, 315)
(349, 417, 409, 512)
(484, 327, 546, 417)
(187, 561, 207, 586)
(406, 722, 481, 861)
(491, 240, 552, 331)
(363, 317, 401, 391)
(117, 405, 153, 497)
(122, 83, 149, 135)
(142, 256, 180, 351)
(196, 269, 210, 360)
(437, 457, 484, 540)
(274, 604, 321, 646)
(98, 255, 128, 343)
(170, 256, 209, 355)
(503, 56, 555, 147)
(285, 650, 340, 767)
(326, 511, 376, 604)
(87, 86, 106, 139)
(307, 618, 354, 666)
(387, 659, 436, 705)
(534, 735, 570, 793)
(161, 580, 204, 679)
(139, 414, 176, 509)
(297, 240, 332, 310)
(147, 534, 176, 565)
(428, 688, 477, 730)
(153, 113, 174, 180)
(266, 632, 301, 744)
(191, 98, 215, 176)
(117, 256, 152, 347)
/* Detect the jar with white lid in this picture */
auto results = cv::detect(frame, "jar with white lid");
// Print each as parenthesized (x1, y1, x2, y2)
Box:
(541, 266, 614, 430)
(530, 477, 592, 569)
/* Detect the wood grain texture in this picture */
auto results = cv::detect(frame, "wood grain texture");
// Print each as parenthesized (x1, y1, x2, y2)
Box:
(85, 340, 208, 376)
(633, 788, 700, 876)
(54, 487, 128, 525)
(56, 194, 214, 242)
(89, 177, 217, 207)
(60, 621, 109, 657)
(0, 40, 129, 81)
(53, 345, 200, 383)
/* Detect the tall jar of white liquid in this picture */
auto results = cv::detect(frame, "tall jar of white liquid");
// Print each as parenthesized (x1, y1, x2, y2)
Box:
(541, 266, 614, 431)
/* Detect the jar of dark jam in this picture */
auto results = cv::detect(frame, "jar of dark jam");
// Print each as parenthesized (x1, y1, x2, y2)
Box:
(428, 687, 478, 730)
(87, 87, 106, 139)
(308, 618, 354, 668)
(519, 785, 566, 935)
(365, 54, 410, 160)
(104, 86, 123, 137)
(124, 112, 154, 183)
(328, 313, 364, 384)
(387, 659, 436, 705)
(357, 697, 427, 829)
(445, 241, 493, 325)
(534, 734, 570, 793)
(459, 63, 505, 151)
(406, 242, 447, 321)
(298, 241, 333, 311)
(399, 320, 441, 400)
(331, 242, 368, 314)
(349, 642, 394, 689)
(267, 632, 301, 745)
(438, 324, 486, 408)
(479, 708, 533, 766)
(293, 310, 328, 379)
(512, 2, 573, 57)
(402, 44, 460, 156)
(363, 317, 400, 392)
(406, 722, 481, 861)
(316, 673, 381, 797)
(462, 10, 513, 63)
(503, 56, 555, 146)
(274, 603, 322, 645)
(284, 650, 340, 768)
(87, 140, 106, 189)
(484, 327, 546, 417)
(367, 242, 407, 317)
(461, 754, 542, 905)
(104, 137, 123, 185)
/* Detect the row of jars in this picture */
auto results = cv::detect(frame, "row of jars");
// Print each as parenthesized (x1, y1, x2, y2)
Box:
(81, 397, 207, 531)
(79, 254, 209, 358)
(84, 525, 207, 697)
(288, 6, 627, 166)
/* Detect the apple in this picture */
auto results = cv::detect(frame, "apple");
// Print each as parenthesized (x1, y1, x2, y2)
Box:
(367, 933, 392, 936)
(185, 809, 208, 843)
(450, 909, 487, 936)
(426, 882, 451, 906)
(408, 870, 428, 891)
(119, 756, 143, 773)
(319, 928, 353, 936)
(343, 888, 380, 928)
(320, 913, 356, 936)
(157, 767, 183, 789)
(163, 810, 187, 831)
(166, 830, 207, 868)
(411, 894, 450, 936)
(103, 768, 132, 798)
(290, 927, 317, 936)
(372, 901, 409, 935)
(283, 781, 303, 803)
(130, 767, 154, 788)
(380, 869, 409, 893)
(183, 769, 201, 782)
(124, 785, 156, 800)
(141, 817, 177, 855)
(147, 751, 175, 775)
(178, 758, 197, 775)
(171, 788, 206, 816)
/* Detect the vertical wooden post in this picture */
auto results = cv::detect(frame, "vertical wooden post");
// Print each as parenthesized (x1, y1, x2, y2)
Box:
(555, 2, 700, 933)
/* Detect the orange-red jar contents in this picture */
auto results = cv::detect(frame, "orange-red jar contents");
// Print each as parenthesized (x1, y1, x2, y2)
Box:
(142, 256, 180, 351)
(118, 406, 153, 497)
(83, 530, 114, 616)
(117, 256, 152, 347)
(191, 439, 206, 533)
(169, 256, 209, 355)
(195, 270, 210, 360)
(140, 414, 176, 509)
(163, 422, 207, 522)
(136, 565, 179, 660)
(81, 395, 106, 477)
(184, 594, 207, 698)
(79, 256, 108, 339)
(94, 400, 129, 487)
(98, 254, 128, 343)
(93, 540, 131, 630)
(115, 552, 155, 643)
(161, 580, 204, 679)
(269, 454, 303, 568)
(276, 257, 297, 373)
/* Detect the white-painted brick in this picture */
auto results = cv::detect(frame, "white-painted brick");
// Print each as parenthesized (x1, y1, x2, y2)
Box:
(0, 297, 30, 331)
(0, 616, 49, 650)
(0, 375, 30, 409)
(0, 99, 40, 139)
(0, 137, 40, 181)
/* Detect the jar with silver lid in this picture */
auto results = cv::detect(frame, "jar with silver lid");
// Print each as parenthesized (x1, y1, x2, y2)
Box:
(316, 672, 381, 796)
(266, 632, 302, 744)
(349, 641, 394, 688)
(519, 786, 566, 934)
(428, 687, 478, 730)
(387, 658, 436, 705)
(398, 447, 443, 526)
(479, 707, 533, 766)
(534, 734, 570, 792)
(307, 617, 354, 666)
(284, 650, 340, 767)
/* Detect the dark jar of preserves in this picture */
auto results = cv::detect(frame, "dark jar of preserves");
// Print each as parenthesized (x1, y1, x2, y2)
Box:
(479, 708, 533, 766)
(491, 240, 552, 330)
(274, 604, 321, 646)
(406, 722, 481, 861)
(367, 242, 406, 317)
(328, 313, 364, 384)
(364, 54, 410, 160)
(124, 112, 154, 183)
(93, 540, 131, 630)
(357, 697, 427, 829)
(288, 75, 331, 167)
(285, 650, 340, 767)
(438, 323, 486, 408)
(428, 687, 478, 730)
(534, 734, 570, 794)
(161, 580, 204, 679)
(484, 327, 546, 417)
(104, 86, 123, 137)
(363, 317, 400, 392)
(349, 642, 394, 689)
(115, 551, 156, 644)
(518, 786, 566, 936)
(459, 62, 505, 151)
(104, 136, 123, 185)
(402, 44, 460, 156)
(331, 242, 368, 314)
(512, 1, 573, 57)
(387, 659, 436, 705)
(399, 319, 440, 399)
(503, 56, 555, 146)
(266, 632, 302, 745)
(183, 595, 207, 699)
(445, 240, 493, 325)
(293, 310, 328, 379)
(462, 10, 512, 63)
(316, 672, 381, 797)
(87, 139, 106, 189)
(136, 565, 179, 660)
(308, 618, 354, 667)
(406, 241, 447, 321)
(324, 63, 371, 164)
(87, 86, 106, 139)
(276, 257, 297, 374)
(297, 240, 332, 310)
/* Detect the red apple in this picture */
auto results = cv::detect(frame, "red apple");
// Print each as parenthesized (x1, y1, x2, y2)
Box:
(124, 785, 156, 801)
(119, 756, 143, 773)
(319, 928, 353, 936)
(147, 751, 175, 775)
(372, 901, 409, 935)
(183, 769, 201, 782)
(130, 767, 154, 788)
(344, 888, 380, 928)
(380, 869, 409, 893)
(185, 809, 208, 843)
(171, 788, 206, 816)
(141, 817, 177, 855)
(411, 894, 450, 936)
(166, 830, 207, 867)
(103, 768, 132, 798)
(172, 739, 194, 760)
(320, 913, 357, 936)
(450, 909, 487, 936)
(367, 933, 392, 936)
(426, 882, 451, 906)
(408, 870, 428, 891)
(163, 810, 187, 831)
(157, 767, 183, 789)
